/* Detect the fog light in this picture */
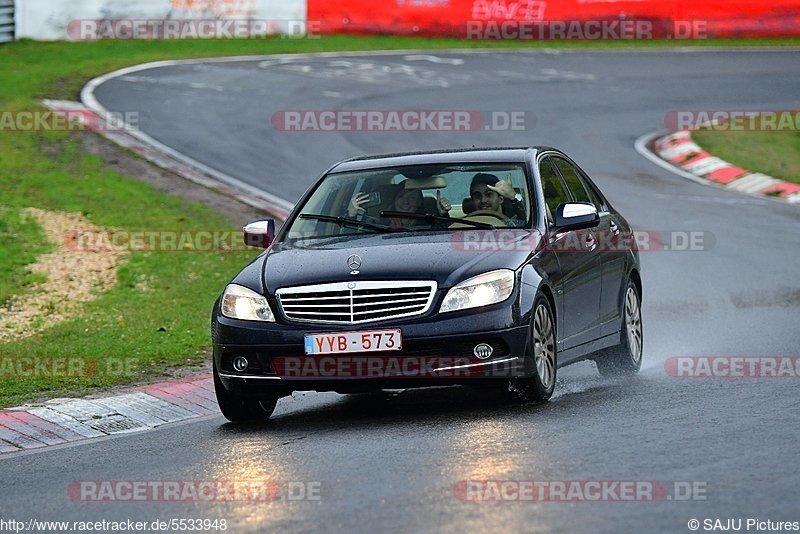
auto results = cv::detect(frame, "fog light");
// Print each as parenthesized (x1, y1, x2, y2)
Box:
(474, 343, 493, 360)
(232, 356, 249, 372)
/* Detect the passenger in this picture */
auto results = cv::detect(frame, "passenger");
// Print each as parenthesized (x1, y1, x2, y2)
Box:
(348, 183, 451, 229)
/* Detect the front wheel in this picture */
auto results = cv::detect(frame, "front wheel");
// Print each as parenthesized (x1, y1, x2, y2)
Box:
(213, 363, 278, 422)
(595, 280, 643, 377)
(506, 294, 557, 403)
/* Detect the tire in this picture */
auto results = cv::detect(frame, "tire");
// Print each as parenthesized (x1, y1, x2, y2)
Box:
(506, 293, 557, 403)
(595, 279, 643, 377)
(213, 362, 278, 422)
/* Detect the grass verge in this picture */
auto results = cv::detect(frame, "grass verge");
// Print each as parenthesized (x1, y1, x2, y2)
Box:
(0, 36, 798, 407)
(691, 130, 800, 184)
(0, 207, 51, 306)
(0, 131, 257, 407)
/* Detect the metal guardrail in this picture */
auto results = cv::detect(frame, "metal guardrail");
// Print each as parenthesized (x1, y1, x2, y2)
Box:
(0, 0, 14, 43)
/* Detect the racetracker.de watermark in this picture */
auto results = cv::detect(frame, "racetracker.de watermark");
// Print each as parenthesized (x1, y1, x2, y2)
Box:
(68, 480, 322, 502)
(665, 110, 800, 132)
(0, 356, 138, 378)
(271, 110, 530, 132)
(450, 230, 714, 253)
(465, 20, 707, 40)
(271, 355, 515, 379)
(665, 357, 800, 378)
(67, 19, 320, 40)
(454, 480, 707, 502)
(0, 111, 138, 132)
(64, 230, 261, 252)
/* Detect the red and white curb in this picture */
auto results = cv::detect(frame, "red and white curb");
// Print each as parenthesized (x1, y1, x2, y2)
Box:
(640, 129, 800, 204)
(41, 99, 293, 220)
(0, 375, 215, 455)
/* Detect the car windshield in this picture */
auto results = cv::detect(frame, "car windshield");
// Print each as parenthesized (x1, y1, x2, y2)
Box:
(285, 163, 533, 239)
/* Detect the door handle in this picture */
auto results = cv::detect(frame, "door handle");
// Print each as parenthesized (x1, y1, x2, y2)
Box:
(609, 221, 619, 235)
(584, 232, 597, 251)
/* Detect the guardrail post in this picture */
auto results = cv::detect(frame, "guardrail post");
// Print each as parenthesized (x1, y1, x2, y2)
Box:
(0, 0, 14, 43)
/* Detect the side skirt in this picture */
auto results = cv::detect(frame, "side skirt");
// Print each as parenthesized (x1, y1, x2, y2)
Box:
(557, 332, 620, 367)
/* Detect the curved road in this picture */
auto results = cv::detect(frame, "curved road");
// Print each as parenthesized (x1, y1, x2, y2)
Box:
(3, 50, 800, 532)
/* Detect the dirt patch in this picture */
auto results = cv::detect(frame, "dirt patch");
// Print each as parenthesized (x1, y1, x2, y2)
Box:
(2, 131, 274, 403)
(0, 208, 126, 342)
(71, 131, 271, 394)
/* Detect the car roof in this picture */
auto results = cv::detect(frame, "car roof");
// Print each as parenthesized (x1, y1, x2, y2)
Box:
(331, 147, 557, 173)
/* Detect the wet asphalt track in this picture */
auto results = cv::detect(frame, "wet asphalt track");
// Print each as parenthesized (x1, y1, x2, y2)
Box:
(2, 49, 799, 532)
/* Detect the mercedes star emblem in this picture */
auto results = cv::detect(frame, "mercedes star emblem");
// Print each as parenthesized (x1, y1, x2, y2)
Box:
(347, 254, 362, 275)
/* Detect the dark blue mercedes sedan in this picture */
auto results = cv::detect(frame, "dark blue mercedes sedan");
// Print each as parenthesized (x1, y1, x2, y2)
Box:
(212, 147, 642, 421)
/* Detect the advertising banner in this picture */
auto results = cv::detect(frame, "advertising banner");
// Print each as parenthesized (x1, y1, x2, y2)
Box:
(307, 0, 800, 39)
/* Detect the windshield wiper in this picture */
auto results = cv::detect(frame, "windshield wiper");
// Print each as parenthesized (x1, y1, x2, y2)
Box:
(299, 213, 397, 233)
(379, 211, 496, 230)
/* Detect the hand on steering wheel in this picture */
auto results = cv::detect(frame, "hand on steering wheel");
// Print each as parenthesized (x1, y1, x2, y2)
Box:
(462, 209, 509, 222)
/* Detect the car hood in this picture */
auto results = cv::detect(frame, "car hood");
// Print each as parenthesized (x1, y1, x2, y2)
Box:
(260, 230, 541, 294)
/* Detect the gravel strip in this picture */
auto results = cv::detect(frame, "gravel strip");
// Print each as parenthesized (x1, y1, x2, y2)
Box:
(0, 208, 126, 342)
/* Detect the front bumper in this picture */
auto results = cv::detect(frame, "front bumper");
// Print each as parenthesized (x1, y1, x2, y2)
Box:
(212, 297, 533, 398)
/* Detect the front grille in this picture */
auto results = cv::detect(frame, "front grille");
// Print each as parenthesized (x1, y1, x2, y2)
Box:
(276, 281, 437, 324)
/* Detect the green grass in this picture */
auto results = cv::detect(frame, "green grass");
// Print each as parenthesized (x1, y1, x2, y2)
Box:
(0, 130, 258, 406)
(0, 36, 798, 407)
(691, 130, 800, 184)
(0, 207, 51, 305)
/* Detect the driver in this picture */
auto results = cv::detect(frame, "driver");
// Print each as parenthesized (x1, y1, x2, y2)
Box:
(469, 173, 526, 226)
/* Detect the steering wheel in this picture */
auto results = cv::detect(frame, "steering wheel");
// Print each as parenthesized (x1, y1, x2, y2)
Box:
(461, 210, 508, 223)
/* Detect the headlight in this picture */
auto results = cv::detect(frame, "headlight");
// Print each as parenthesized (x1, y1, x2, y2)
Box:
(220, 284, 275, 322)
(440, 270, 515, 313)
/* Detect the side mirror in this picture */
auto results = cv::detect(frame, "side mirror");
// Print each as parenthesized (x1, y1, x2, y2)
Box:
(243, 219, 275, 248)
(554, 202, 600, 231)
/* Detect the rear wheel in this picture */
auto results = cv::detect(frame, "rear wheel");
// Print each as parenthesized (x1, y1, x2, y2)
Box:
(213, 363, 278, 422)
(506, 294, 557, 403)
(595, 280, 643, 376)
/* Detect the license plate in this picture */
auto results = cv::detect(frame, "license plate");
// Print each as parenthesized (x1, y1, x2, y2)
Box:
(304, 329, 402, 355)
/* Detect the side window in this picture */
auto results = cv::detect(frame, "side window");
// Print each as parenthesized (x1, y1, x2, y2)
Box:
(539, 157, 569, 222)
(552, 157, 592, 205)
(579, 173, 607, 212)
